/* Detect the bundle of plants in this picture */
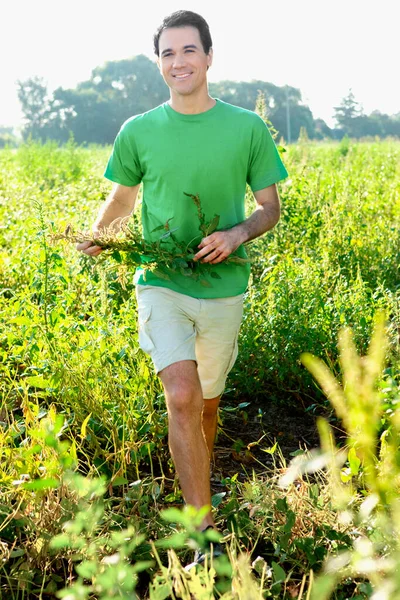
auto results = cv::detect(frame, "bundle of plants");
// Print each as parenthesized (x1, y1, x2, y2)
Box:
(55, 192, 250, 286)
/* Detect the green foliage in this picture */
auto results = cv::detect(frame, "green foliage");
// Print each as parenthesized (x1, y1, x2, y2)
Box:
(56, 191, 248, 288)
(333, 89, 400, 139)
(50, 472, 153, 600)
(334, 89, 363, 131)
(210, 80, 316, 141)
(255, 90, 279, 140)
(283, 314, 400, 599)
(232, 140, 400, 401)
(17, 56, 169, 144)
(0, 140, 399, 598)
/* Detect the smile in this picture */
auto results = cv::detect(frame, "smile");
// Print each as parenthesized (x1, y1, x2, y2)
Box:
(173, 73, 192, 79)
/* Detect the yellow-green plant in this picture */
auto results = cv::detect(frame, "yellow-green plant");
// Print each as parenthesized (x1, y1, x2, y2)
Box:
(55, 192, 249, 288)
(282, 313, 400, 600)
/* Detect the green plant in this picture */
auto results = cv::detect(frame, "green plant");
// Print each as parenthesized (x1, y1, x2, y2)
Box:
(282, 313, 400, 599)
(55, 192, 249, 288)
(51, 473, 153, 600)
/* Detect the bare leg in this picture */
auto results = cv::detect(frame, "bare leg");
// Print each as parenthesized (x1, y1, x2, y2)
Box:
(202, 396, 221, 458)
(160, 360, 214, 529)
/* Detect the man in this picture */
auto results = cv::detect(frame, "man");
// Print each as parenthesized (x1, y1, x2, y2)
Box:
(77, 10, 287, 557)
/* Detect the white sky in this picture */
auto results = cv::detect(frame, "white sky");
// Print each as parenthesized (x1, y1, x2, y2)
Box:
(2, 0, 399, 131)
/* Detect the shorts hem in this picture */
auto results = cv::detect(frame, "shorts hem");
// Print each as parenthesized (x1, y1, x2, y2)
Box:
(203, 385, 225, 400)
(154, 353, 197, 374)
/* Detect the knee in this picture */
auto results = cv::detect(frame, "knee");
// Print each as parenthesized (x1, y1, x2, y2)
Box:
(166, 382, 202, 420)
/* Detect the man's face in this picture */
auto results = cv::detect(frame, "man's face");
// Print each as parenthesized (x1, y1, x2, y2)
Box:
(157, 26, 213, 97)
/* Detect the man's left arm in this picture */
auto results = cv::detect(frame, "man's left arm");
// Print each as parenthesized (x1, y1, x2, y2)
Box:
(194, 184, 280, 264)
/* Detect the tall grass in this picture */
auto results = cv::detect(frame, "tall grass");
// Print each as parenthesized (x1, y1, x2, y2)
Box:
(0, 139, 399, 598)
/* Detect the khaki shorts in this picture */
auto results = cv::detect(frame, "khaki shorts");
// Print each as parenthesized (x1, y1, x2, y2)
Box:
(135, 284, 244, 399)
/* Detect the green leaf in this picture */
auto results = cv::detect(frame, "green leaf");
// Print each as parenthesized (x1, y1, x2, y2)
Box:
(205, 214, 220, 235)
(10, 549, 25, 558)
(49, 533, 72, 550)
(173, 258, 188, 269)
(271, 561, 286, 583)
(211, 492, 226, 508)
(23, 478, 59, 491)
(283, 509, 296, 533)
(309, 573, 338, 600)
(160, 508, 185, 523)
(76, 560, 98, 579)
(210, 271, 221, 279)
(151, 224, 166, 233)
(348, 447, 361, 476)
(80, 413, 92, 439)
(149, 581, 172, 600)
(115, 347, 127, 361)
(112, 250, 122, 263)
(112, 476, 129, 486)
(57, 581, 90, 599)
(132, 560, 155, 574)
(155, 532, 186, 548)
(261, 442, 278, 455)
(159, 227, 179, 240)
(13, 316, 32, 326)
(127, 251, 142, 264)
(275, 498, 288, 512)
(25, 375, 50, 389)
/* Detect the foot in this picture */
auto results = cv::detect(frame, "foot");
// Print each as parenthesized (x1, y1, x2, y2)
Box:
(185, 526, 224, 571)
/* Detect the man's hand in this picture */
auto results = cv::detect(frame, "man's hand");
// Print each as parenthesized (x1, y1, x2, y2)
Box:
(194, 228, 245, 264)
(194, 185, 281, 265)
(76, 238, 103, 257)
(76, 183, 140, 258)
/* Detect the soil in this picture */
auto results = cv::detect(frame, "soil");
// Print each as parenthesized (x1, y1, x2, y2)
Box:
(210, 395, 329, 491)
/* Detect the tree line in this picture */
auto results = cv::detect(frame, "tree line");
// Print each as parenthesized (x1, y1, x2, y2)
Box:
(5, 55, 400, 146)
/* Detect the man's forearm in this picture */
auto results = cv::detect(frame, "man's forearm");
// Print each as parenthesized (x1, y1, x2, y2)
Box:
(93, 184, 139, 232)
(193, 186, 281, 264)
(93, 195, 132, 232)
(232, 201, 281, 245)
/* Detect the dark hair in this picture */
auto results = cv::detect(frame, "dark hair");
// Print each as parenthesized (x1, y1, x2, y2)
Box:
(153, 10, 212, 56)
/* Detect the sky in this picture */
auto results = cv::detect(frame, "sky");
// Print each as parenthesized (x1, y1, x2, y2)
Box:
(2, 0, 399, 131)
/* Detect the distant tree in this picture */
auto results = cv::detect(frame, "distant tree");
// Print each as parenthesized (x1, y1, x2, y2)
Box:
(209, 80, 315, 140)
(313, 118, 334, 140)
(89, 55, 168, 115)
(22, 55, 170, 144)
(17, 77, 68, 142)
(333, 90, 400, 139)
(0, 126, 18, 148)
(368, 111, 400, 137)
(17, 57, 399, 144)
(51, 87, 118, 144)
(17, 77, 51, 140)
(333, 89, 363, 133)
(272, 102, 315, 142)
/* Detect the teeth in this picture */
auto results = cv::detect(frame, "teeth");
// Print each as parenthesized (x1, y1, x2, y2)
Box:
(175, 73, 191, 79)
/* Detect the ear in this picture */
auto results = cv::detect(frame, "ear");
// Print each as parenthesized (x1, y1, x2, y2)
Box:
(156, 57, 161, 72)
(207, 47, 213, 70)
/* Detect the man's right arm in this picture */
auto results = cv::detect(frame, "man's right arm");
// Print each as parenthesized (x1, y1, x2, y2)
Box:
(77, 182, 141, 256)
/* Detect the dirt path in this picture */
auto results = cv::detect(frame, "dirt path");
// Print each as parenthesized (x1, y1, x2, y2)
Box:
(211, 396, 323, 489)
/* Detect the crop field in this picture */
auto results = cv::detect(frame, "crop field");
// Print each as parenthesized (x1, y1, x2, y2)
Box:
(0, 139, 400, 599)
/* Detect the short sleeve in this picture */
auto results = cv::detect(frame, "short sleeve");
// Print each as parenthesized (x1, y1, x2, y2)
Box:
(247, 116, 288, 191)
(104, 120, 143, 186)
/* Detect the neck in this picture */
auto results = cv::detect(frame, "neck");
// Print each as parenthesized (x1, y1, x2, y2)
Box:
(169, 88, 216, 115)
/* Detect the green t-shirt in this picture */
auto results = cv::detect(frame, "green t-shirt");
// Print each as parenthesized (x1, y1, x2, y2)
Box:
(104, 98, 288, 298)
